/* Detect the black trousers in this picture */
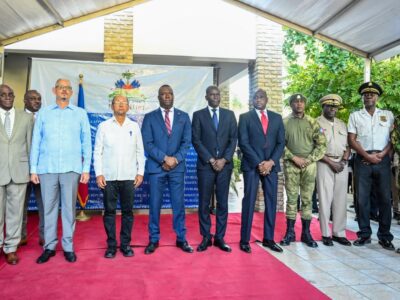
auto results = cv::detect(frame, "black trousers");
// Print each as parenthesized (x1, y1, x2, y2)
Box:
(102, 180, 135, 248)
(197, 167, 232, 240)
(355, 155, 393, 241)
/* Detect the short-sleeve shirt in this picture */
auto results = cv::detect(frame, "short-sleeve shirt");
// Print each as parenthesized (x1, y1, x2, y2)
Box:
(347, 108, 393, 151)
(317, 115, 347, 157)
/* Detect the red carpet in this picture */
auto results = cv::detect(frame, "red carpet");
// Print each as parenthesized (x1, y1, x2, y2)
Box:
(0, 212, 343, 299)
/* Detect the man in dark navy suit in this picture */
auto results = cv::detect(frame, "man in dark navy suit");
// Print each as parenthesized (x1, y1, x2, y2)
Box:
(192, 86, 238, 252)
(141, 85, 193, 254)
(238, 88, 285, 253)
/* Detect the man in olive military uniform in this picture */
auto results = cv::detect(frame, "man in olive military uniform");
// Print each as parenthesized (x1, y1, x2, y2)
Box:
(348, 82, 395, 251)
(281, 94, 326, 248)
(390, 113, 400, 254)
(316, 94, 351, 247)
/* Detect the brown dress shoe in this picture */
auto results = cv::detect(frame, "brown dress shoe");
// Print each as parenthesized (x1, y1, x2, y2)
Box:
(18, 239, 28, 247)
(39, 238, 45, 246)
(5, 252, 19, 265)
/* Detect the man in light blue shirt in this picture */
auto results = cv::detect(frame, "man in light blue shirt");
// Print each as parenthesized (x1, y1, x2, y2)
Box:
(30, 78, 92, 264)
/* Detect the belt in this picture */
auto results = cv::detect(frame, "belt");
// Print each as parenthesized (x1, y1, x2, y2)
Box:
(366, 150, 382, 154)
(326, 155, 341, 159)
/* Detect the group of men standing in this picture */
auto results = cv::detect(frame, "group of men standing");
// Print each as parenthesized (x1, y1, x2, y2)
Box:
(0, 79, 398, 265)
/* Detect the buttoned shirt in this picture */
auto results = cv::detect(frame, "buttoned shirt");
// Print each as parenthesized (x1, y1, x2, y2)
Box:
(317, 115, 348, 157)
(161, 106, 174, 128)
(0, 107, 15, 134)
(93, 116, 145, 181)
(25, 108, 38, 119)
(30, 103, 92, 174)
(348, 108, 394, 151)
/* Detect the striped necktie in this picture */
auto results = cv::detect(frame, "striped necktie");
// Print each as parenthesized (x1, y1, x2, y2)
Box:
(4, 111, 11, 138)
(165, 109, 172, 135)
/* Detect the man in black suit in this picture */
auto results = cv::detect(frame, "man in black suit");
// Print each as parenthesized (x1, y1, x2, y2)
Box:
(192, 85, 238, 252)
(238, 88, 285, 253)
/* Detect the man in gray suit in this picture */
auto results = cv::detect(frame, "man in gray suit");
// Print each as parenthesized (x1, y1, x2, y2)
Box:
(0, 84, 33, 265)
(20, 90, 43, 247)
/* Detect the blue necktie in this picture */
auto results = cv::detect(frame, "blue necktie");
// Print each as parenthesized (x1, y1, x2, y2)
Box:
(212, 108, 218, 130)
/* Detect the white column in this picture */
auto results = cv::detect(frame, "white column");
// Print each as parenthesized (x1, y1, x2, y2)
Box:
(0, 46, 4, 84)
(364, 58, 371, 82)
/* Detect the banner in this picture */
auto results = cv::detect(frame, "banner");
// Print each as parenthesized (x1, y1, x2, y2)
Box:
(28, 58, 213, 209)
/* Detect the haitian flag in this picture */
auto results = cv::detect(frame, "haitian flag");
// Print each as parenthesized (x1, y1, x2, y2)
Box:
(77, 78, 89, 208)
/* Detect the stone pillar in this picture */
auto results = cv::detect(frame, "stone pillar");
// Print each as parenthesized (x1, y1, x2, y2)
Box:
(248, 17, 285, 212)
(219, 85, 230, 109)
(104, 10, 133, 63)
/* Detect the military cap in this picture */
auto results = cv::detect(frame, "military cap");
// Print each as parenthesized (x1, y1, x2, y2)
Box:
(319, 94, 342, 107)
(289, 93, 306, 104)
(358, 81, 383, 96)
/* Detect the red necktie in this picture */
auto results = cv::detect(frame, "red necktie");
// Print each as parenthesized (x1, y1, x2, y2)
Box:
(165, 109, 172, 135)
(261, 110, 268, 135)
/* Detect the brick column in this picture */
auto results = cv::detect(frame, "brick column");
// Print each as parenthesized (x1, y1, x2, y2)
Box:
(219, 85, 230, 109)
(104, 11, 133, 63)
(248, 17, 285, 212)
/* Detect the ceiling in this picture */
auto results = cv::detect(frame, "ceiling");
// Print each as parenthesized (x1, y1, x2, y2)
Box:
(0, 0, 399, 61)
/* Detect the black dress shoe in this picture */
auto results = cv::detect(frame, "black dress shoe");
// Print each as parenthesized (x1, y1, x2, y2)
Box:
(104, 248, 117, 258)
(176, 241, 194, 253)
(197, 236, 212, 252)
(379, 240, 395, 251)
(144, 242, 159, 255)
(120, 245, 134, 257)
(396, 248, 400, 254)
(353, 237, 371, 246)
(239, 243, 251, 253)
(64, 251, 77, 263)
(332, 236, 351, 246)
(36, 249, 56, 264)
(322, 236, 333, 246)
(262, 239, 283, 253)
(213, 239, 232, 252)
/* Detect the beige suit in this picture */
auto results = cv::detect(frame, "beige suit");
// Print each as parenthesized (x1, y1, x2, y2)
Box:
(0, 109, 33, 253)
(316, 115, 349, 238)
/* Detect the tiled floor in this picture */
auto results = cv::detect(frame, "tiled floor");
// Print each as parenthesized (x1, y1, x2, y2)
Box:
(229, 179, 400, 299)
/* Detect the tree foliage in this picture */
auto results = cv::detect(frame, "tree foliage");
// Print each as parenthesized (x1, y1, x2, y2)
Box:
(283, 29, 400, 121)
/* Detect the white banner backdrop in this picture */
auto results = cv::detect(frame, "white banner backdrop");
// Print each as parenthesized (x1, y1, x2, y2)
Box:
(30, 57, 213, 116)
(28, 58, 213, 209)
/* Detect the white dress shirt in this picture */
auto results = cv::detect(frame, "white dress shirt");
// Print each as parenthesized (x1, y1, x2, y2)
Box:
(255, 108, 269, 121)
(161, 106, 174, 128)
(94, 116, 145, 181)
(0, 107, 15, 134)
(348, 107, 394, 151)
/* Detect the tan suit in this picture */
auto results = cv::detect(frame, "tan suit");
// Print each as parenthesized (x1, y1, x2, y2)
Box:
(0, 109, 33, 253)
(316, 115, 348, 238)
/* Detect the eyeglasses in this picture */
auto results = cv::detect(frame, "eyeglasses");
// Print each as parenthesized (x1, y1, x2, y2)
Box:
(0, 93, 15, 98)
(56, 85, 72, 91)
(113, 101, 129, 105)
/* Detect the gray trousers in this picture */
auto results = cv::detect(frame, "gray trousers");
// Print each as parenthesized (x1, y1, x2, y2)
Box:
(39, 172, 80, 252)
(21, 182, 44, 240)
(0, 181, 27, 253)
(316, 160, 348, 238)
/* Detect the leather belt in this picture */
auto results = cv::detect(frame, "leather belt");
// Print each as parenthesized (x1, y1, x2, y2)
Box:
(326, 155, 340, 159)
(366, 150, 382, 154)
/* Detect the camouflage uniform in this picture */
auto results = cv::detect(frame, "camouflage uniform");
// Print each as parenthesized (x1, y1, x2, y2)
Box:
(391, 115, 400, 217)
(283, 114, 327, 220)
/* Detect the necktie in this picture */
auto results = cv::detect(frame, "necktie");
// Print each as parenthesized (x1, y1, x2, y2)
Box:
(261, 110, 268, 135)
(165, 109, 172, 135)
(212, 108, 218, 130)
(4, 111, 11, 138)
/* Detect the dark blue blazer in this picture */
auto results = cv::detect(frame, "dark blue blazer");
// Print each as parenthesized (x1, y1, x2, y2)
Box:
(238, 109, 285, 172)
(141, 107, 191, 174)
(192, 107, 237, 170)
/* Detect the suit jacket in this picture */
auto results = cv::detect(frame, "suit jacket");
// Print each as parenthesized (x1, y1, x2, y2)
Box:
(0, 109, 33, 185)
(141, 107, 191, 174)
(238, 109, 285, 172)
(192, 107, 237, 170)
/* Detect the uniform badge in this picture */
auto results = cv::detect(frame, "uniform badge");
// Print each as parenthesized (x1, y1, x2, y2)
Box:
(380, 116, 387, 122)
